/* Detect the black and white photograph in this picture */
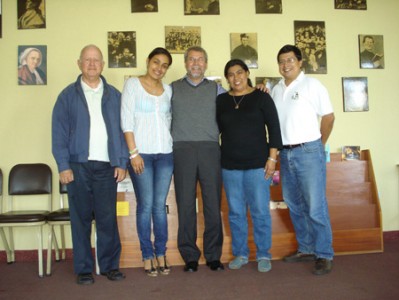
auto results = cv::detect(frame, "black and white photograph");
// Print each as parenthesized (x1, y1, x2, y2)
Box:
(165, 26, 201, 53)
(359, 34, 384, 69)
(0, 0, 2, 38)
(335, 0, 367, 10)
(294, 20, 327, 74)
(255, 0, 282, 14)
(255, 77, 281, 91)
(108, 31, 137, 68)
(342, 77, 369, 112)
(17, 0, 46, 29)
(131, 0, 158, 13)
(17, 45, 47, 85)
(230, 33, 258, 69)
(184, 0, 220, 15)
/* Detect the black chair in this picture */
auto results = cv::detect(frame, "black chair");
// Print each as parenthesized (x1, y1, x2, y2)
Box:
(0, 163, 52, 278)
(46, 182, 99, 276)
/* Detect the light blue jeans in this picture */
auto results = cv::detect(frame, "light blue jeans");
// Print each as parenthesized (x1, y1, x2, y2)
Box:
(128, 153, 173, 260)
(279, 139, 334, 259)
(222, 168, 272, 260)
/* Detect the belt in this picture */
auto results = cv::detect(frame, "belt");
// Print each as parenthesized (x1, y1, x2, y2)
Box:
(283, 143, 304, 149)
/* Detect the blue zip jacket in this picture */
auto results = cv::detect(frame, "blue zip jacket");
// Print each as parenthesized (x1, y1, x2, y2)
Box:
(52, 75, 128, 173)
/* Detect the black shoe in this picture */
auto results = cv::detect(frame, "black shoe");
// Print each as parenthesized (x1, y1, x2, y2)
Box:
(77, 273, 94, 285)
(312, 258, 333, 275)
(283, 251, 316, 263)
(206, 260, 224, 271)
(100, 269, 126, 281)
(184, 261, 198, 272)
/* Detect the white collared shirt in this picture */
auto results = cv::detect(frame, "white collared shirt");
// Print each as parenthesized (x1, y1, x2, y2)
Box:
(271, 72, 333, 145)
(81, 78, 110, 162)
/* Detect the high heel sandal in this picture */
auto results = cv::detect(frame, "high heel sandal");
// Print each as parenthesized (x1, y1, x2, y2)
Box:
(157, 256, 171, 275)
(144, 259, 158, 277)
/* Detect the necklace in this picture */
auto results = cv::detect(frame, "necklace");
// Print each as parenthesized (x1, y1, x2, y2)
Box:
(233, 94, 246, 109)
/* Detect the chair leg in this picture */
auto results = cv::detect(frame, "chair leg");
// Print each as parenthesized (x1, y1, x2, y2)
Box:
(0, 228, 12, 263)
(52, 227, 60, 261)
(60, 225, 66, 260)
(46, 224, 53, 276)
(8, 227, 15, 262)
(37, 226, 44, 278)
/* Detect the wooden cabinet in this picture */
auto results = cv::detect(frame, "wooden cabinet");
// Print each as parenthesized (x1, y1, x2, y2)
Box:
(117, 150, 383, 267)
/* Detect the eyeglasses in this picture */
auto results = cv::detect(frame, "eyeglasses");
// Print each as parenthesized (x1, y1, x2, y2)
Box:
(278, 57, 297, 66)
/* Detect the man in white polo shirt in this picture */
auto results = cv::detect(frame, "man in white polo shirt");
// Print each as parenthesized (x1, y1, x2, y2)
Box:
(271, 44, 335, 275)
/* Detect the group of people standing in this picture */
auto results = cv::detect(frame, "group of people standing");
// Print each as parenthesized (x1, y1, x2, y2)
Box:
(51, 43, 335, 285)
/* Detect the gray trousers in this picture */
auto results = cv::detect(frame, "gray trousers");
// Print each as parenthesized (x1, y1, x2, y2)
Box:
(173, 141, 224, 263)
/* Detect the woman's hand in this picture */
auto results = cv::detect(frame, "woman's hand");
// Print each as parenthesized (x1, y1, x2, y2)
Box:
(131, 155, 145, 175)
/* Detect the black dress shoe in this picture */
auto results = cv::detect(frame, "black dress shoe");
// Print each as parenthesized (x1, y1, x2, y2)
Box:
(312, 258, 333, 275)
(184, 261, 198, 272)
(100, 269, 126, 281)
(77, 273, 94, 285)
(206, 260, 224, 271)
(283, 251, 316, 263)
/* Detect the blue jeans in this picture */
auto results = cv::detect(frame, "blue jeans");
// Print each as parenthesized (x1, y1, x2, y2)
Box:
(222, 168, 272, 260)
(279, 139, 334, 259)
(128, 153, 173, 260)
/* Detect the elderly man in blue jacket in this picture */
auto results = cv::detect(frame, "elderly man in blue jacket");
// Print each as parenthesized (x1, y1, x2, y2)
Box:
(52, 44, 128, 285)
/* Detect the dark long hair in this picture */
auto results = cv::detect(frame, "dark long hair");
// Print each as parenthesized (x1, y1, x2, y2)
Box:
(148, 47, 173, 66)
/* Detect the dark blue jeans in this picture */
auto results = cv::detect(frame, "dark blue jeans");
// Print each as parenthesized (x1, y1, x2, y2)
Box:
(128, 153, 173, 260)
(68, 161, 121, 274)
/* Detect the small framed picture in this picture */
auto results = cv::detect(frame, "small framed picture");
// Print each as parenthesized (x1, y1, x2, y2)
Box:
(255, 0, 282, 14)
(17, 0, 46, 29)
(230, 33, 258, 69)
(359, 34, 384, 69)
(294, 20, 327, 74)
(18, 45, 47, 85)
(165, 26, 201, 54)
(342, 77, 369, 112)
(131, 0, 158, 13)
(255, 77, 281, 91)
(184, 0, 220, 15)
(335, 0, 367, 10)
(108, 31, 137, 68)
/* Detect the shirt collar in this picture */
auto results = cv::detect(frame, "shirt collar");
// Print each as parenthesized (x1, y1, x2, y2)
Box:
(81, 77, 103, 93)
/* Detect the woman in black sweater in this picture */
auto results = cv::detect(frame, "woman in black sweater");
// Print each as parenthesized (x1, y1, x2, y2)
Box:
(216, 59, 282, 272)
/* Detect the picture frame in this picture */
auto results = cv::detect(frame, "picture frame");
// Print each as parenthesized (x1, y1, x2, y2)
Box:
(184, 0, 220, 15)
(230, 33, 258, 69)
(359, 34, 384, 69)
(294, 20, 327, 74)
(255, 0, 282, 14)
(108, 31, 137, 68)
(334, 0, 367, 10)
(165, 26, 201, 54)
(131, 0, 158, 13)
(342, 77, 369, 112)
(255, 77, 281, 91)
(18, 45, 47, 85)
(17, 0, 46, 29)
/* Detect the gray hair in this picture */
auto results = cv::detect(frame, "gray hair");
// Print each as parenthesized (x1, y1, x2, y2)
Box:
(184, 46, 208, 63)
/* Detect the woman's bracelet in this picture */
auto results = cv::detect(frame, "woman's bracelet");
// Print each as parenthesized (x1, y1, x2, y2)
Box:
(129, 148, 138, 155)
(129, 153, 139, 160)
(268, 157, 277, 163)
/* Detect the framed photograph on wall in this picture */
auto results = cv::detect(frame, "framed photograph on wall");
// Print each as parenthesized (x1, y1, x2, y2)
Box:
(18, 45, 47, 85)
(230, 33, 258, 69)
(255, 0, 282, 14)
(255, 77, 281, 91)
(359, 34, 384, 69)
(335, 0, 367, 10)
(108, 31, 137, 68)
(184, 0, 220, 15)
(17, 0, 46, 29)
(131, 0, 158, 13)
(294, 20, 327, 74)
(342, 77, 369, 112)
(165, 26, 201, 54)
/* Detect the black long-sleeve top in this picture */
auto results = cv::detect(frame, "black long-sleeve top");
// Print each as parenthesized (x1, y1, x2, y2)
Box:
(216, 89, 282, 170)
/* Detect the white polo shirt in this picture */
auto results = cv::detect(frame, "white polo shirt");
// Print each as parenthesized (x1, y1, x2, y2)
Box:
(81, 78, 110, 162)
(271, 72, 333, 145)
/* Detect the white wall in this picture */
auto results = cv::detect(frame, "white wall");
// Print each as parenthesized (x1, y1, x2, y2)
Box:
(0, 0, 398, 250)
